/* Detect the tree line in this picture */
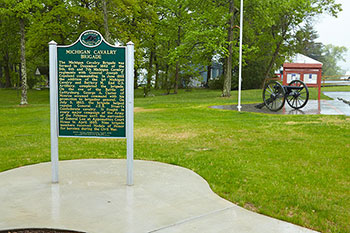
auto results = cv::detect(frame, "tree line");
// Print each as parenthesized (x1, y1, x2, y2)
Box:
(0, 0, 345, 104)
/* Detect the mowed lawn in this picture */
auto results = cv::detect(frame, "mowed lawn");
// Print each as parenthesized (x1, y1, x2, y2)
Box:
(0, 87, 349, 233)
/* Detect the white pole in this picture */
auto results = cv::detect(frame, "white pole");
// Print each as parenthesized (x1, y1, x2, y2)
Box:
(237, 0, 244, 111)
(126, 42, 134, 186)
(49, 41, 59, 183)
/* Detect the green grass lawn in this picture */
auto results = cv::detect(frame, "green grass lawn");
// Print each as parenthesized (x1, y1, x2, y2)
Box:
(0, 87, 349, 233)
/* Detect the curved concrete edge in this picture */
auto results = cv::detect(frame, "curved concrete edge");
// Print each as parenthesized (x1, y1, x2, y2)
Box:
(0, 159, 318, 233)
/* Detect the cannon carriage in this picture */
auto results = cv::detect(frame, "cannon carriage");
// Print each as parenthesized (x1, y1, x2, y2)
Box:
(261, 80, 309, 111)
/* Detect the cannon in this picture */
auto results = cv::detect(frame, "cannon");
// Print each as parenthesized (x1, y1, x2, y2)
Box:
(257, 80, 309, 111)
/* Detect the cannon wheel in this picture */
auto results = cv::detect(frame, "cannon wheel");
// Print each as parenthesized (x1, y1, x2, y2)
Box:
(286, 80, 309, 109)
(263, 81, 286, 111)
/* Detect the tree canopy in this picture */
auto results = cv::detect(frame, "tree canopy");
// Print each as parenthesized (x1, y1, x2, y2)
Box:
(0, 0, 344, 96)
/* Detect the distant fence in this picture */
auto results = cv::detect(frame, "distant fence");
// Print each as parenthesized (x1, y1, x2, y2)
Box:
(322, 75, 349, 80)
(321, 75, 350, 86)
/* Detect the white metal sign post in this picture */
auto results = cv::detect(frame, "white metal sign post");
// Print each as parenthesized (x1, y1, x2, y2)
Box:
(126, 42, 134, 185)
(49, 41, 59, 183)
(49, 31, 134, 185)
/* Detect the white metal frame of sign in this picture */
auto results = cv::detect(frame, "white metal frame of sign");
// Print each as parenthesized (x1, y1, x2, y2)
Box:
(48, 31, 135, 185)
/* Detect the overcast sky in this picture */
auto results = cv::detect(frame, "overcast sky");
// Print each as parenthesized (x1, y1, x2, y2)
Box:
(313, 0, 350, 73)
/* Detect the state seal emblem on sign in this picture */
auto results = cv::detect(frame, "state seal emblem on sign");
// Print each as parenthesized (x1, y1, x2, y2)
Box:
(80, 30, 102, 47)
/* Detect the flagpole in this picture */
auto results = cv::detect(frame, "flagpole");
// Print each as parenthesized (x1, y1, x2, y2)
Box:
(237, 0, 243, 111)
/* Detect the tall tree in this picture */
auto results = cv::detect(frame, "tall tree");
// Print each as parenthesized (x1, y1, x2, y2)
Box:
(157, 0, 192, 94)
(102, 0, 112, 43)
(19, 17, 28, 105)
(1, 0, 41, 104)
(240, 0, 341, 88)
(222, 0, 235, 97)
(321, 44, 348, 76)
(294, 23, 323, 61)
(0, 12, 20, 88)
(176, 0, 226, 87)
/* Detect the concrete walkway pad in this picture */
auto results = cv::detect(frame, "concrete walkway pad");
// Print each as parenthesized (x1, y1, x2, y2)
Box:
(210, 91, 350, 116)
(0, 160, 318, 233)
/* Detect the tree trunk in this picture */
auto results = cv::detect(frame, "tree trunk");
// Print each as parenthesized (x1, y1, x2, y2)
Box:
(264, 41, 282, 80)
(206, 64, 212, 87)
(145, 48, 154, 96)
(265, 24, 289, 79)
(3, 53, 11, 88)
(222, 0, 234, 97)
(164, 40, 171, 94)
(165, 63, 170, 94)
(265, 36, 286, 79)
(154, 53, 160, 89)
(102, 0, 112, 44)
(134, 68, 138, 89)
(174, 61, 179, 94)
(19, 18, 28, 105)
(174, 25, 181, 94)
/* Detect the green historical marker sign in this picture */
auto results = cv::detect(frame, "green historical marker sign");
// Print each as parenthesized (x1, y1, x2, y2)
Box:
(57, 30, 126, 138)
(50, 30, 134, 184)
